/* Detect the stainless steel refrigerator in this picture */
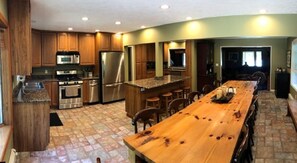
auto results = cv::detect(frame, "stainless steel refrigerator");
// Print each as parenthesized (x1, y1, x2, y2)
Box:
(99, 51, 125, 103)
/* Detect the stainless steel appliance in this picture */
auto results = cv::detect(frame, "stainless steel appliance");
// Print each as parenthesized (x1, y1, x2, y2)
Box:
(56, 70, 83, 109)
(88, 79, 99, 103)
(56, 51, 80, 65)
(99, 51, 125, 103)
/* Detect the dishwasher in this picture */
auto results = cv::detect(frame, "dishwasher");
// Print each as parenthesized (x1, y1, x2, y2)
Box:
(88, 79, 99, 103)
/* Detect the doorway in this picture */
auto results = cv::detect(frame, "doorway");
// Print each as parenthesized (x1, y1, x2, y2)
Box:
(221, 47, 271, 90)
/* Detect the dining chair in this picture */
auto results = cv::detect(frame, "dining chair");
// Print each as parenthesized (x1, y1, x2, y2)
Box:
(168, 98, 189, 116)
(188, 91, 201, 104)
(96, 157, 101, 163)
(232, 124, 253, 163)
(213, 79, 222, 88)
(132, 108, 160, 133)
(246, 105, 257, 146)
(202, 84, 214, 95)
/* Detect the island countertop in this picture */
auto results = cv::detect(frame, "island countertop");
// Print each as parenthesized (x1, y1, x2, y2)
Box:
(125, 75, 190, 89)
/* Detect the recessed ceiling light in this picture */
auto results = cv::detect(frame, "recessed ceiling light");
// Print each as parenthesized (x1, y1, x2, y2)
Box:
(186, 17, 192, 20)
(95, 29, 100, 32)
(161, 4, 169, 10)
(259, 9, 266, 14)
(115, 21, 121, 25)
(141, 25, 146, 29)
(82, 17, 88, 21)
(68, 27, 73, 31)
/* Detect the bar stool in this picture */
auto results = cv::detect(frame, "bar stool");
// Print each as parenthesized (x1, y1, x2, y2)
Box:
(183, 86, 191, 98)
(172, 89, 183, 99)
(161, 92, 173, 117)
(145, 97, 160, 109)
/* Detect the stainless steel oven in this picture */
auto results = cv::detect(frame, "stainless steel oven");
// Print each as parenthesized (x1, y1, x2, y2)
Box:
(59, 83, 83, 109)
(56, 70, 83, 109)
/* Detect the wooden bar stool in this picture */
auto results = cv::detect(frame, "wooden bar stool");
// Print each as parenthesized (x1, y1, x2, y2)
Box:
(145, 97, 160, 109)
(183, 86, 191, 98)
(172, 89, 183, 99)
(161, 92, 173, 117)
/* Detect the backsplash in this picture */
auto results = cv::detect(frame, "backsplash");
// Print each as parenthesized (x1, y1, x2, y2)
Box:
(32, 65, 95, 77)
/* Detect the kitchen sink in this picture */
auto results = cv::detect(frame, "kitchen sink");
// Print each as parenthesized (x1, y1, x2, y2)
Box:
(23, 81, 44, 92)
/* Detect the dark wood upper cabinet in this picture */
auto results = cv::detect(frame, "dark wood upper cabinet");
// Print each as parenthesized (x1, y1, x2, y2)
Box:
(42, 32, 57, 66)
(57, 32, 78, 51)
(32, 30, 42, 67)
(96, 32, 123, 52)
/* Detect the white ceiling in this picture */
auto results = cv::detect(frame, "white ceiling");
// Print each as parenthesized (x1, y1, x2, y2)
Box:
(31, 0, 297, 33)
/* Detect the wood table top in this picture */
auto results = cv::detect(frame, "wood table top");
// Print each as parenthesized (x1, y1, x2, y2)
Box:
(123, 80, 256, 163)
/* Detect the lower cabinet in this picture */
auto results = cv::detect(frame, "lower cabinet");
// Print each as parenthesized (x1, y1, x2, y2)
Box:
(83, 79, 89, 103)
(13, 102, 50, 152)
(44, 81, 58, 107)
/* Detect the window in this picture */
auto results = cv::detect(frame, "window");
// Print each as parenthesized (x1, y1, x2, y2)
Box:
(242, 51, 262, 67)
(291, 39, 297, 91)
(0, 30, 3, 124)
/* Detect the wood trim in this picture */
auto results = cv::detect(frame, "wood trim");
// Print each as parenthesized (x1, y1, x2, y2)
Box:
(0, 11, 8, 28)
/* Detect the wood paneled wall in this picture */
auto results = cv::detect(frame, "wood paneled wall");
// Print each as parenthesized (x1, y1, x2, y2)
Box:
(8, 0, 31, 75)
(0, 13, 13, 126)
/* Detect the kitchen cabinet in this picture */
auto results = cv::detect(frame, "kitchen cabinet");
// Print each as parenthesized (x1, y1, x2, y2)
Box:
(96, 32, 123, 51)
(42, 32, 57, 66)
(44, 81, 58, 107)
(196, 41, 215, 91)
(8, 0, 32, 75)
(79, 33, 95, 65)
(83, 79, 89, 103)
(32, 30, 42, 67)
(111, 33, 123, 51)
(13, 102, 50, 152)
(135, 43, 155, 79)
(96, 32, 111, 51)
(57, 32, 78, 51)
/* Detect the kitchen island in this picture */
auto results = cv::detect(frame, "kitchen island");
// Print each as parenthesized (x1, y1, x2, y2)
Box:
(13, 81, 51, 152)
(125, 75, 189, 117)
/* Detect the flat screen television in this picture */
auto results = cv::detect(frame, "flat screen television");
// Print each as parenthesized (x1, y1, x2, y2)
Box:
(169, 49, 186, 69)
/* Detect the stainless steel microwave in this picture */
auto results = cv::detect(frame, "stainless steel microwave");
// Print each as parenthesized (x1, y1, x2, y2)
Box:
(56, 51, 80, 65)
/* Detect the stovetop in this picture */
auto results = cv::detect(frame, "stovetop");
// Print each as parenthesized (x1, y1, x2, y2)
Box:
(56, 70, 83, 85)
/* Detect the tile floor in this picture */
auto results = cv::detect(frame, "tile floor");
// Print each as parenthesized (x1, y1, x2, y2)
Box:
(17, 91, 297, 163)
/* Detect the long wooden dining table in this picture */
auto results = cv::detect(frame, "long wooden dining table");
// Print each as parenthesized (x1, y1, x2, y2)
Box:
(123, 80, 257, 163)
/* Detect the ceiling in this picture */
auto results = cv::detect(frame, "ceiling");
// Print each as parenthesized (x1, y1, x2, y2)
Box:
(31, 0, 297, 34)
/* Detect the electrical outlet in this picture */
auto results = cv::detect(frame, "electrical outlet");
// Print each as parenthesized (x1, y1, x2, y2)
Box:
(45, 69, 48, 74)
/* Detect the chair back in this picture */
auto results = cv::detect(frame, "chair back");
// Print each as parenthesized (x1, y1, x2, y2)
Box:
(232, 124, 250, 163)
(132, 108, 160, 133)
(202, 84, 214, 95)
(188, 91, 201, 104)
(168, 98, 189, 116)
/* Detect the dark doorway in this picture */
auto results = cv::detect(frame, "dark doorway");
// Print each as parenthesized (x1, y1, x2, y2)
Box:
(222, 47, 271, 90)
(127, 46, 132, 81)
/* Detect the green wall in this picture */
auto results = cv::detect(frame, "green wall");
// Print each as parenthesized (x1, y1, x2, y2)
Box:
(123, 14, 297, 91)
(123, 14, 297, 45)
(0, 0, 7, 20)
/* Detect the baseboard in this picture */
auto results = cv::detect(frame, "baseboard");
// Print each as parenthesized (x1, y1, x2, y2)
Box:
(8, 149, 16, 163)
(289, 93, 294, 100)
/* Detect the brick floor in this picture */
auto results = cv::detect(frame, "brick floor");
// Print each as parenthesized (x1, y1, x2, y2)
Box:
(17, 91, 297, 163)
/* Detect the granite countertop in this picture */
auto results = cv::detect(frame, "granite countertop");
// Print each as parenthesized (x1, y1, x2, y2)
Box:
(13, 82, 51, 103)
(125, 75, 190, 89)
(81, 76, 99, 80)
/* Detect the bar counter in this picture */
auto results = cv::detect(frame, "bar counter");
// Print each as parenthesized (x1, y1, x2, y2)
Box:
(125, 75, 189, 117)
